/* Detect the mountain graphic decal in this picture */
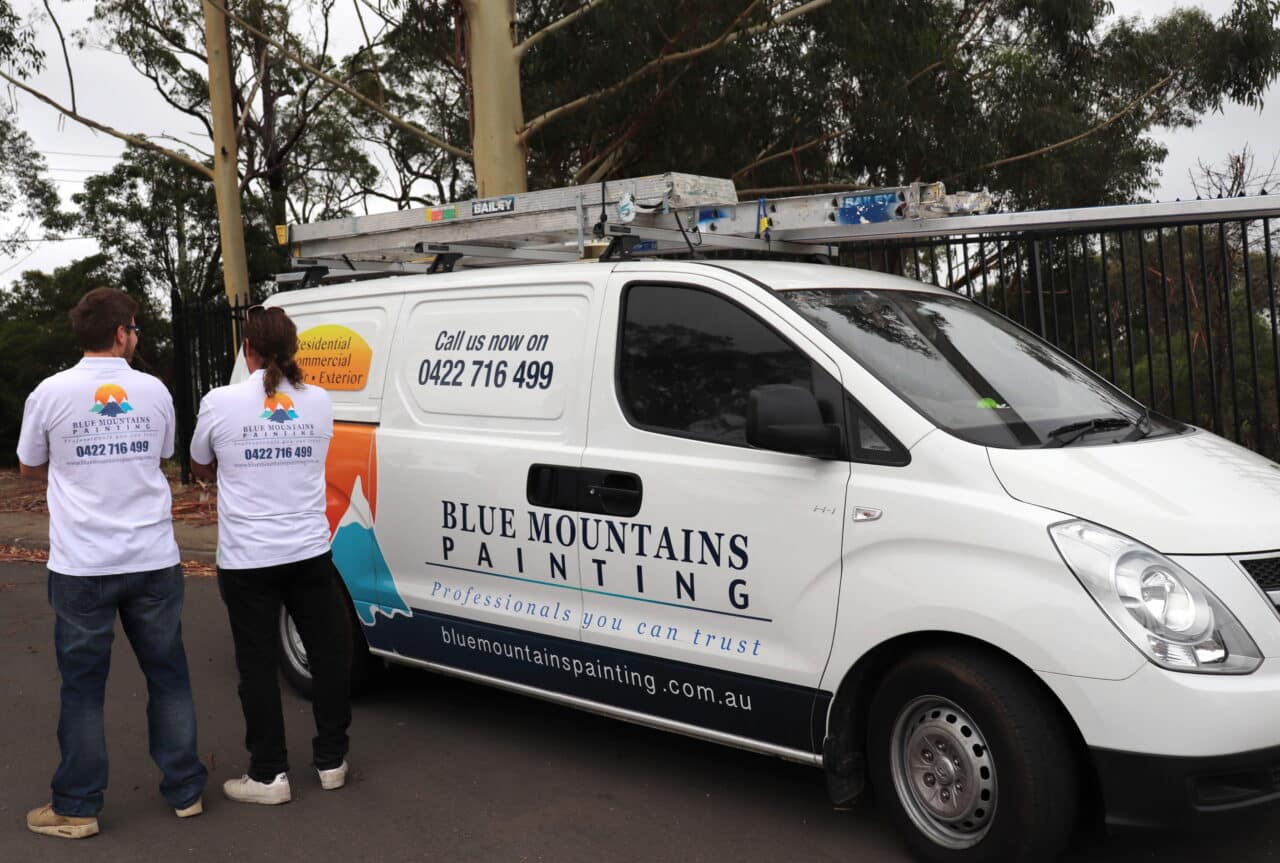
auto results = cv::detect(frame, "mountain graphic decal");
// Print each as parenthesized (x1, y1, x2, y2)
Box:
(261, 392, 299, 422)
(91, 383, 133, 416)
(332, 475, 410, 625)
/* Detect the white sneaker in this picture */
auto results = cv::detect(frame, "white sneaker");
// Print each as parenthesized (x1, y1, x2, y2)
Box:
(222, 773, 291, 805)
(317, 761, 348, 790)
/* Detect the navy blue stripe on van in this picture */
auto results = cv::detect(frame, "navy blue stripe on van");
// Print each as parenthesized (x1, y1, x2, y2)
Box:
(375, 609, 831, 754)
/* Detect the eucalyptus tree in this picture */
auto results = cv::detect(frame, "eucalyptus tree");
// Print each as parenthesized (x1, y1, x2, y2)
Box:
(85, 0, 381, 238)
(364, 0, 1280, 206)
(73, 147, 238, 301)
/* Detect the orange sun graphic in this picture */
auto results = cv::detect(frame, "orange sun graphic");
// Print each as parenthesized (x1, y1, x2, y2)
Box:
(91, 383, 132, 416)
(94, 384, 127, 405)
(261, 392, 299, 422)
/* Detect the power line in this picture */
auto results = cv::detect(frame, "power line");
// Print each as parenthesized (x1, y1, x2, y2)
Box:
(1, 236, 95, 243)
(37, 150, 122, 159)
(0, 247, 43, 277)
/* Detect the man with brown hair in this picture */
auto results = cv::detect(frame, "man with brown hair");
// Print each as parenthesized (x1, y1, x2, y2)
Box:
(17, 286, 208, 839)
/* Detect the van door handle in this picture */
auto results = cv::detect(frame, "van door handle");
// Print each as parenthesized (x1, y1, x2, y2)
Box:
(527, 463, 579, 510)
(580, 470, 643, 517)
(587, 484, 641, 502)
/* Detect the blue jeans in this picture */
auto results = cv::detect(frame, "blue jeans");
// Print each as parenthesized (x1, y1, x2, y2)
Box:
(47, 565, 208, 817)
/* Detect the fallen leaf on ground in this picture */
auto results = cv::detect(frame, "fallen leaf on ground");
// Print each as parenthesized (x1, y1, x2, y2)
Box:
(0, 544, 49, 563)
(182, 560, 217, 578)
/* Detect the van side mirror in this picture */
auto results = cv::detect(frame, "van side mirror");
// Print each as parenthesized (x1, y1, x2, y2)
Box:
(747, 384, 845, 459)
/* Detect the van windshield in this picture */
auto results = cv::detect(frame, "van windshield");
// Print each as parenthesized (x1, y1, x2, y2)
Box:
(779, 288, 1184, 449)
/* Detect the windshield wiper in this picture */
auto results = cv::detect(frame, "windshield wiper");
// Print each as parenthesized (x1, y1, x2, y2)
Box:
(1121, 408, 1154, 442)
(1044, 416, 1135, 448)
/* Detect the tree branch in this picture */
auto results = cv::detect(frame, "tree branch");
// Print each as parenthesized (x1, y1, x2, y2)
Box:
(516, 0, 613, 58)
(203, 0, 471, 161)
(731, 1, 989, 184)
(42, 0, 76, 113)
(0, 69, 214, 179)
(972, 74, 1174, 172)
(236, 47, 269, 143)
(738, 182, 896, 195)
(350, 0, 386, 104)
(522, 0, 832, 141)
(572, 64, 693, 184)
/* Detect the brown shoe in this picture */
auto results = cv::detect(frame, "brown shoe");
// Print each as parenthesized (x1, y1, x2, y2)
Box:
(26, 803, 99, 839)
(174, 797, 203, 818)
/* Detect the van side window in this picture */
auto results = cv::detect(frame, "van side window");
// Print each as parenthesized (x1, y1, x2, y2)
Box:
(618, 283, 844, 449)
(846, 395, 911, 466)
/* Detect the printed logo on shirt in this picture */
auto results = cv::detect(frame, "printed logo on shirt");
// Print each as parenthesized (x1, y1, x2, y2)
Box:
(91, 383, 133, 417)
(262, 392, 299, 423)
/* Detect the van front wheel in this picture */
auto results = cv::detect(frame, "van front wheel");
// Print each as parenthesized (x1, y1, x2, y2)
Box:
(867, 647, 1078, 863)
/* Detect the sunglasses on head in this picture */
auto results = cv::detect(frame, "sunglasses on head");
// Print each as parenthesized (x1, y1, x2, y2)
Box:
(246, 304, 285, 316)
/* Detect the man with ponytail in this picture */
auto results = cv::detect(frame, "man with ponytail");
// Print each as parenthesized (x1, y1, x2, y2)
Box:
(189, 304, 353, 805)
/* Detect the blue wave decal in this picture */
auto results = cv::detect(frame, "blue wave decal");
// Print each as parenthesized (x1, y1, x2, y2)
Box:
(331, 522, 411, 625)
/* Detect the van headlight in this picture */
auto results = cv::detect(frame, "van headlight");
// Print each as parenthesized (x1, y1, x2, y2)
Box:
(1049, 520, 1261, 674)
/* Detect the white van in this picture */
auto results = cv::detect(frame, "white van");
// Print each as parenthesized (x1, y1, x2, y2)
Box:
(249, 259, 1280, 862)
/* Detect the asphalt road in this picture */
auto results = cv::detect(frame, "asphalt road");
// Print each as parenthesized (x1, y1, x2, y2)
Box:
(2, 559, 1278, 863)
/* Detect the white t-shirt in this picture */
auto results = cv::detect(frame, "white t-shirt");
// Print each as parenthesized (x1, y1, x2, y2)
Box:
(16, 357, 180, 576)
(189, 370, 334, 570)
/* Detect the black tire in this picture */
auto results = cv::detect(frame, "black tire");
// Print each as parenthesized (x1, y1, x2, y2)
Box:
(867, 646, 1079, 863)
(278, 601, 379, 699)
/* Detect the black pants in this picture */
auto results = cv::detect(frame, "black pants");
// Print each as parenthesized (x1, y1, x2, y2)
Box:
(217, 552, 351, 781)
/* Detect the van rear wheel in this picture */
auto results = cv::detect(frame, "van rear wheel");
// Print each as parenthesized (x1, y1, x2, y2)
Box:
(278, 604, 377, 698)
(867, 647, 1078, 863)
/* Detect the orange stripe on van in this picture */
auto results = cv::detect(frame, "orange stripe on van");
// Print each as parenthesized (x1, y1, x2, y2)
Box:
(326, 422, 377, 536)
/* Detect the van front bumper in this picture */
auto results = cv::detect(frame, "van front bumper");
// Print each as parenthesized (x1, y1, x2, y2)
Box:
(1092, 744, 1280, 828)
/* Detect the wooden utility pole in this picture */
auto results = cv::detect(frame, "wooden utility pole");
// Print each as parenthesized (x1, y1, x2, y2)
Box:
(202, 0, 251, 304)
(461, 0, 527, 196)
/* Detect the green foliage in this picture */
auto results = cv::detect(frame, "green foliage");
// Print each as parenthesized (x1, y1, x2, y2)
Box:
(86, 0, 388, 281)
(0, 255, 171, 464)
(0, 105, 69, 257)
(0, 1, 67, 254)
(74, 148, 222, 301)
(0, 0, 42, 73)
(474, 0, 1280, 206)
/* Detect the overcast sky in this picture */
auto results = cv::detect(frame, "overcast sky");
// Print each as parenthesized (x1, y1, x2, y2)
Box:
(2, 0, 1276, 289)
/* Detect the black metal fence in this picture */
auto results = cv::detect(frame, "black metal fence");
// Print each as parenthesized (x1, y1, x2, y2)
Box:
(170, 207, 1280, 470)
(841, 214, 1280, 459)
(170, 289, 251, 480)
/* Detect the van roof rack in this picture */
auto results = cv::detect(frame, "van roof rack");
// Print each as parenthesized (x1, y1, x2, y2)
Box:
(277, 171, 995, 282)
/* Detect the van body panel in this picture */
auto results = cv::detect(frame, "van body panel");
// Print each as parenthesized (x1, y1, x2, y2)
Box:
(987, 429, 1280, 554)
(1042, 661, 1280, 757)
(374, 276, 606, 653)
(327, 421, 406, 643)
(269, 293, 402, 423)
(580, 269, 850, 695)
(821, 430, 1145, 691)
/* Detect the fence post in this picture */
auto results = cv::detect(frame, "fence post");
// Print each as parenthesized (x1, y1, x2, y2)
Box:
(170, 289, 194, 484)
(1028, 238, 1047, 337)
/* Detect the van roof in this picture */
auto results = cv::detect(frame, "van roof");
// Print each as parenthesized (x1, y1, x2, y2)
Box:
(267, 259, 949, 306)
(676, 260, 953, 294)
